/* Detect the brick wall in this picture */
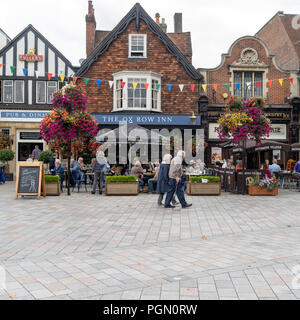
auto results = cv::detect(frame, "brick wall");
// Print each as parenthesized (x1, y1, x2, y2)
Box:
(79, 19, 199, 114)
(204, 37, 290, 106)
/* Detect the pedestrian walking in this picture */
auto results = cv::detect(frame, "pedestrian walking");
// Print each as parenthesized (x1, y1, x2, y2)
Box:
(91, 150, 108, 194)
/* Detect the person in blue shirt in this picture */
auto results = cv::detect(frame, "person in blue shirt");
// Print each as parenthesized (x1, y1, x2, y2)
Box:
(0, 164, 5, 184)
(294, 160, 300, 173)
(269, 159, 281, 176)
(53, 159, 65, 192)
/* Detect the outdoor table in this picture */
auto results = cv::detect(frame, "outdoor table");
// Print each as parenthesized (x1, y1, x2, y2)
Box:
(277, 171, 296, 189)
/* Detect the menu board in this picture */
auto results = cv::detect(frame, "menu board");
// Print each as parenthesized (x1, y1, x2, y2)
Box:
(15, 162, 45, 199)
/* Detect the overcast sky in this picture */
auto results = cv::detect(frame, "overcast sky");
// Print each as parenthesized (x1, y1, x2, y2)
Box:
(2, 0, 299, 68)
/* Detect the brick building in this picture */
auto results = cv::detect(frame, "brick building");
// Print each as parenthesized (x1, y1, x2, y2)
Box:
(76, 1, 202, 162)
(198, 36, 293, 166)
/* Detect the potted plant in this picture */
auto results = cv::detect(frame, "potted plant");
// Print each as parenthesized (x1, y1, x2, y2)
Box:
(248, 177, 279, 196)
(44, 174, 60, 196)
(0, 149, 15, 181)
(186, 176, 221, 196)
(38, 150, 53, 171)
(105, 175, 139, 196)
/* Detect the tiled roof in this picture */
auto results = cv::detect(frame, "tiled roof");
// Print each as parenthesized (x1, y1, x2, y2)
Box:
(167, 32, 192, 60)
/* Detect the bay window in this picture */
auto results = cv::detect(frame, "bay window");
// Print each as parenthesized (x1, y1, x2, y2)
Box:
(113, 71, 161, 112)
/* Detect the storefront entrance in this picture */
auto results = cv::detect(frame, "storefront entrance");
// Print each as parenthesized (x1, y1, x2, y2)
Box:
(17, 130, 44, 162)
(18, 142, 44, 161)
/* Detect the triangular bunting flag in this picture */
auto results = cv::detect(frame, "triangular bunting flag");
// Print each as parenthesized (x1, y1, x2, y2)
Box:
(201, 84, 207, 92)
(168, 84, 172, 92)
(278, 79, 283, 87)
(121, 82, 126, 89)
(72, 77, 78, 84)
(22, 68, 28, 76)
(108, 80, 114, 88)
(132, 82, 138, 90)
(190, 84, 195, 92)
(268, 80, 272, 88)
(144, 83, 149, 90)
(236, 83, 240, 90)
(0, 64, 2, 68)
(35, 70, 39, 79)
(96, 79, 102, 87)
(224, 83, 230, 90)
(156, 83, 161, 91)
(60, 75, 65, 82)
(84, 78, 90, 85)
(47, 73, 52, 80)
(213, 84, 218, 91)
(257, 81, 261, 88)
(179, 84, 184, 92)
(10, 66, 15, 74)
(290, 77, 294, 85)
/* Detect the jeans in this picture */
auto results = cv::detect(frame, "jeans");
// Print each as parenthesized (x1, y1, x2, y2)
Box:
(148, 178, 157, 193)
(165, 178, 187, 207)
(92, 172, 104, 193)
(138, 178, 144, 191)
(158, 193, 177, 205)
(0, 167, 5, 184)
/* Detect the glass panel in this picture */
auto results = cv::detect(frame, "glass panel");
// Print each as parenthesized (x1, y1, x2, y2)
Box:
(47, 82, 57, 104)
(14, 81, 24, 103)
(37, 81, 46, 103)
(3, 80, 13, 103)
(254, 72, 263, 97)
(233, 72, 242, 97)
(244, 72, 252, 99)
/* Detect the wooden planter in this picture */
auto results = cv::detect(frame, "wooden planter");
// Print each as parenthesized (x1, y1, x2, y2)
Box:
(105, 182, 139, 196)
(45, 181, 60, 196)
(248, 185, 278, 196)
(186, 182, 221, 196)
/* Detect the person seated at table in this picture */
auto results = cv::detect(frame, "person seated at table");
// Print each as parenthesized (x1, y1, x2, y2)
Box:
(70, 159, 81, 187)
(227, 159, 235, 170)
(77, 157, 86, 180)
(235, 160, 243, 172)
(148, 162, 160, 193)
(269, 159, 281, 177)
(293, 159, 300, 173)
(261, 160, 271, 179)
(131, 161, 144, 192)
(53, 159, 64, 192)
(49, 152, 58, 171)
(186, 160, 199, 175)
(143, 161, 154, 173)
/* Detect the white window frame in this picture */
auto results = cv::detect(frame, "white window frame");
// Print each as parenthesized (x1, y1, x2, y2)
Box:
(3, 80, 13, 103)
(14, 80, 24, 103)
(47, 81, 58, 104)
(36, 81, 47, 104)
(112, 71, 161, 112)
(129, 34, 147, 58)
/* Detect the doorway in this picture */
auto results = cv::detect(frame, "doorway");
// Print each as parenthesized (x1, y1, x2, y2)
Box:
(18, 142, 44, 161)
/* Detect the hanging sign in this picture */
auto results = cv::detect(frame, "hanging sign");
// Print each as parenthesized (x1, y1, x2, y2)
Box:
(19, 48, 43, 62)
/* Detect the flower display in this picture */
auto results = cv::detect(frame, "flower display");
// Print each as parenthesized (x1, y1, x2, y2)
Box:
(250, 176, 279, 191)
(40, 84, 98, 156)
(217, 97, 272, 145)
(0, 133, 10, 151)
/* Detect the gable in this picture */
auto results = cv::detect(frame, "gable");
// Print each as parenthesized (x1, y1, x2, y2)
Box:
(0, 24, 75, 78)
(77, 3, 201, 80)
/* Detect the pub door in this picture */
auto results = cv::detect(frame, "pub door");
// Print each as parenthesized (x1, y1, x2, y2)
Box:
(18, 142, 44, 161)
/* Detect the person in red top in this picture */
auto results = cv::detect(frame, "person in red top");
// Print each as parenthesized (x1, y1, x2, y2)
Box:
(235, 160, 243, 172)
(261, 160, 272, 179)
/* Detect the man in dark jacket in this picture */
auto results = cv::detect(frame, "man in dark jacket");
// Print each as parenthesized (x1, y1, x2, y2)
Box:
(53, 159, 65, 192)
(92, 151, 108, 194)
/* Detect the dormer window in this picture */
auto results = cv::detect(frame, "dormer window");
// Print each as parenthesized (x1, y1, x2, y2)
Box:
(129, 34, 147, 58)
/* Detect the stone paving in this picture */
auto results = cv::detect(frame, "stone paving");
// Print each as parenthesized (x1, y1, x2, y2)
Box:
(0, 182, 300, 300)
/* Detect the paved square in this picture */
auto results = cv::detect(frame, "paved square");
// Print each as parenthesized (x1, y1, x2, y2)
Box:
(1, 182, 300, 300)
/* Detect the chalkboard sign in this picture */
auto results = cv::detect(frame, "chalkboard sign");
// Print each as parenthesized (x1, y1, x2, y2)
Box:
(15, 162, 45, 199)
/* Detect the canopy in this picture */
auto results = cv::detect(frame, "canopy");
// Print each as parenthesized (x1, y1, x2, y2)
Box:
(291, 143, 300, 152)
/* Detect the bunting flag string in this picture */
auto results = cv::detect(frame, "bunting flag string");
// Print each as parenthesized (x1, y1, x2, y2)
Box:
(290, 77, 294, 85)
(168, 84, 172, 92)
(144, 83, 149, 90)
(96, 79, 101, 87)
(108, 80, 114, 88)
(156, 83, 161, 91)
(190, 84, 195, 92)
(10, 66, 15, 74)
(22, 68, 28, 76)
(84, 78, 90, 85)
(60, 75, 65, 83)
(0, 64, 2, 68)
(278, 79, 283, 87)
(213, 84, 218, 91)
(72, 77, 78, 84)
(201, 84, 207, 92)
(35, 70, 39, 79)
(268, 80, 272, 88)
(121, 82, 126, 89)
(132, 82, 138, 90)
(257, 81, 261, 88)
(47, 73, 52, 81)
(179, 84, 184, 92)
(225, 83, 230, 91)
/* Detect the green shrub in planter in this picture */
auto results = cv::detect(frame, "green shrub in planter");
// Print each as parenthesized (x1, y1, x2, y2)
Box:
(38, 151, 53, 164)
(106, 175, 137, 183)
(0, 149, 14, 163)
(45, 175, 60, 183)
(190, 176, 221, 183)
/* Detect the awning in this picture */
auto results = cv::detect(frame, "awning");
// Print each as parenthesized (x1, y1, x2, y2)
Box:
(291, 143, 300, 152)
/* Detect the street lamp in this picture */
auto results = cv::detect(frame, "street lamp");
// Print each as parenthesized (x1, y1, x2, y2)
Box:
(189, 112, 197, 126)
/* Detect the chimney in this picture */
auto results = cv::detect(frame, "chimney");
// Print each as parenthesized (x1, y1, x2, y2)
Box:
(86, 0, 96, 57)
(174, 13, 182, 33)
(155, 13, 160, 24)
(160, 18, 167, 33)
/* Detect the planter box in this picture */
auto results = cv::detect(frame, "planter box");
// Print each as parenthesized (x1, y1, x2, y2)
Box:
(45, 181, 60, 196)
(248, 185, 278, 196)
(186, 181, 221, 196)
(105, 182, 139, 196)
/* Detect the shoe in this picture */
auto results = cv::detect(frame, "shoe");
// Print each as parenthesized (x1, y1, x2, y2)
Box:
(172, 201, 179, 205)
(157, 202, 163, 206)
(182, 203, 192, 208)
(91, 191, 95, 194)
(99, 190, 102, 195)
(164, 205, 175, 208)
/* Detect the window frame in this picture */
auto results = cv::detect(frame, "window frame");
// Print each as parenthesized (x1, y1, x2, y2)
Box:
(128, 34, 147, 59)
(112, 71, 161, 112)
(47, 81, 58, 104)
(14, 80, 25, 103)
(36, 81, 47, 104)
(233, 71, 264, 99)
(3, 80, 13, 103)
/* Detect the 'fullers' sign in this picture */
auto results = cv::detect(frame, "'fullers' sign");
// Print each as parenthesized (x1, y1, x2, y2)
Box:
(19, 48, 43, 62)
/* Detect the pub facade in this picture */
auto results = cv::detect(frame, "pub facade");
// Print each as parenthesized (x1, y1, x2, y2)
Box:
(76, 2, 203, 162)
(198, 36, 294, 167)
(0, 24, 75, 176)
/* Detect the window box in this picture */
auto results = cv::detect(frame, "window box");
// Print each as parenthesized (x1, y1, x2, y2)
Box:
(248, 185, 278, 196)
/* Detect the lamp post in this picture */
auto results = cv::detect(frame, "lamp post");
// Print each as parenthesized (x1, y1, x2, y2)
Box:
(65, 104, 72, 196)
